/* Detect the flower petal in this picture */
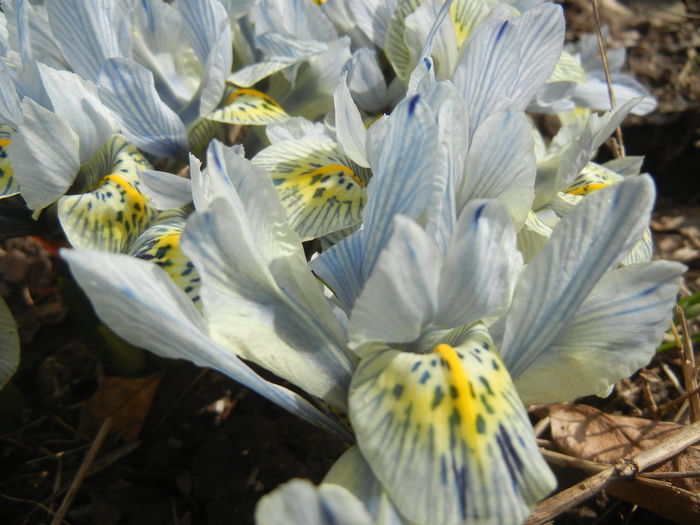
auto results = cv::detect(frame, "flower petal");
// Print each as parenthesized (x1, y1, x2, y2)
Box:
(515, 261, 684, 404)
(255, 479, 374, 525)
(350, 331, 555, 525)
(349, 215, 441, 350)
(62, 247, 350, 439)
(0, 295, 19, 389)
(253, 138, 367, 240)
(99, 58, 189, 159)
(500, 176, 656, 378)
(208, 88, 289, 126)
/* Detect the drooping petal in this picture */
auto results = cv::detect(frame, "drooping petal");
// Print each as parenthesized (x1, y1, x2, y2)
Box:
(436, 200, 522, 328)
(129, 207, 200, 304)
(253, 138, 367, 240)
(0, 127, 18, 199)
(515, 261, 684, 404)
(350, 331, 556, 525)
(255, 479, 374, 525)
(99, 58, 189, 159)
(57, 136, 156, 253)
(500, 176, 656, 378)
(208, 88, 289, 125)
(62, 248, 351, 439)
(183, 198, 355, 411)
(9, 98, 80, 211)
(349, 215, 441, 350)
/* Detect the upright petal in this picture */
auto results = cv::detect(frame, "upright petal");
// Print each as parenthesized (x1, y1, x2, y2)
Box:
(99, 58, 189, 159)
(515, 261, 684, 404)
(349, 215, 441, 350)
(500, 176, 657, 378)
(9, 98, 80, 211)
(46, 0, 130, 81)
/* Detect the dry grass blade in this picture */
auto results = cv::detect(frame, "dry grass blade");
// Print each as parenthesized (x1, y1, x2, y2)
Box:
(50, 417, 112, 525)
(592, 0, 625, 157)
(526, 419, 700, 524)
(676, 305, 700, 421)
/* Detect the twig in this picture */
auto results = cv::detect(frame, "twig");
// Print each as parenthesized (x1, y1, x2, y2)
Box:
(0, 493, 65, 523)
(533, 416, 551, 438)
(540, 448, 609, 474)
(657, 384, 700, 413)
(526, 420, 700, 524)
(591, 0, 625, 158)
(50, 418, 112, 525)
(676, 305, 700, 421)
(640, 470, 700, 479)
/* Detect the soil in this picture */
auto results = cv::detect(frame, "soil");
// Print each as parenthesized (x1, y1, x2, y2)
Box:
(1, 2, 699, 524)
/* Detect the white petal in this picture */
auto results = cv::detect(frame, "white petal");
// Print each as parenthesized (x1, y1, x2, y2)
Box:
(62, 247, 349, 438)
(46, 0, 130, 82)
(500, 176, 656, 378)
(349, 215, 441, 350)
(99, 58, 189, 159)
(436, 200, 522, 327)
(255, 479, 373, 525)
(138, 169, 193, 210)
(350, 336, 555, 525)
(334, 73, 369, 167)
(515, 261, 684, 404)
(37, 64, 114, 162)
(459, 109, 535, 227)
(9, 98, 80, 211)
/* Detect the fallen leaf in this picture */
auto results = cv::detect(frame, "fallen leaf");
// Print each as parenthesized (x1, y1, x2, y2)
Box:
(81, 372, 163, 441)
(547, 403, 700, 524)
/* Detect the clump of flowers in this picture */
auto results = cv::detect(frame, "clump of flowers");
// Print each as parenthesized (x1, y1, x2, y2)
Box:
(0, 1, 684, 524)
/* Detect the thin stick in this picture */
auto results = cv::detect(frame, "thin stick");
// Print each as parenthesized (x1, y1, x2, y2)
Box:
(677, 305, 700, 421)
(0, 493, 64, 522)
(526, 420, 700, 524)
(592, 0, 625, 157)
(657, 384, 700, 412)
(540, 448, 609, 474)
(50, 418, 112, 525)
(641, 470, 700, 479)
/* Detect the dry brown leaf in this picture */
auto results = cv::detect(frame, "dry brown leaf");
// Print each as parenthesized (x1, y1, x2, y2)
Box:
(547, 403, 700, 524)
(81, 372, 163, 441)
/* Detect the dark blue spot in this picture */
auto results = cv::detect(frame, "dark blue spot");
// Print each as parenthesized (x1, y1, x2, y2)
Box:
(496, 20, 508, 42)
(419, 370, 431, 384)
(392, 383, 404, 399)
(408, 94, 420, 116)
(476, 414, 486, 434)
(423, 57, 432, 70)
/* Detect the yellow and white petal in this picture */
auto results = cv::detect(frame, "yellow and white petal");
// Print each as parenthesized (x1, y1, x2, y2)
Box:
(58, 136, 156, 253)
(0, 129, 18, 199)
(350, 330, 556, 525)
(548, 50, 587, 83)
(58, 172, 156, 253)
(384, 0, 423, 83)
(129, 208, 200, 305)
(253, 139, 367, 240)
(564, 161, 623, 196)
(450, 0, 498, 49)
(208, 88, 289, 126)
